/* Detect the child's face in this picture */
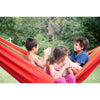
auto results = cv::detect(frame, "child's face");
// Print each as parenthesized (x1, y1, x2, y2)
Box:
(74, 42, 84, 52)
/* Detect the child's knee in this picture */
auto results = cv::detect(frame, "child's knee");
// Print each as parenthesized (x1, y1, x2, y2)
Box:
(56, 77, 66, 83)
(68, 74, 75, 79)
(65, 74, 76, 83)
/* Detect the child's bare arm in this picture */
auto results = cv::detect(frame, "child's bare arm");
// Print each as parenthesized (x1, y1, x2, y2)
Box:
(65, 57, 82, 70)
(34, 47, 51, 68)
(70, 62, 82, 70)
(75, 62, 82, 66)
(34, 56, 46, 68)
(49, 63, 69, 80)
(41, 47, 51, 62)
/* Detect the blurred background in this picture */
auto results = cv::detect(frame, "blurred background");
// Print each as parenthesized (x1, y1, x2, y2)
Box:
(0, 17, 100, 83)
(0, 17, 100, 55)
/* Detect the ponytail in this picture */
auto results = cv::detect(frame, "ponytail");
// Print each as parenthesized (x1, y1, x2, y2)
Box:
(47, 56, 55, 64)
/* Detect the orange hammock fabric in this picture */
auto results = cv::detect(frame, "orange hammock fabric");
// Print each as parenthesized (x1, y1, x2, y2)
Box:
(0, 37, 100, 83)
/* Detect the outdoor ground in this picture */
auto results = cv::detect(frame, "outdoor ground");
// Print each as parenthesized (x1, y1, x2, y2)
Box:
(83, 64, 100, 83)
(0, 67, 19, 83)
(0, 64, 100, 83)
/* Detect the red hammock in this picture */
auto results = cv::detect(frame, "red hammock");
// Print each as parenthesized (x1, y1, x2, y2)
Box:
(0, 37, 100, 83)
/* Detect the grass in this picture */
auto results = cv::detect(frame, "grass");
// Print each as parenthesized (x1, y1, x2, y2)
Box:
(0, 64, 100, 83)
(0, 67, 19, 83)
(83, 64, 100, 83)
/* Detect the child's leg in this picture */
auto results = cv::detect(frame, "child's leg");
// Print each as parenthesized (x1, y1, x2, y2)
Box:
(56, 77, 66, 83)
(64, 74, 76, 83)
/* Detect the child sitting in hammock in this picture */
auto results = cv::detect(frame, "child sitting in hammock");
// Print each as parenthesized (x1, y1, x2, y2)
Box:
(46, 45, 81, 83)
(68, 37, 89, 75)
(25, 37, 51, 70)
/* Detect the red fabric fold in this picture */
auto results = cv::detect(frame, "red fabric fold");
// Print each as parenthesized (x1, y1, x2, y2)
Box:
(0, 37, 100, 83)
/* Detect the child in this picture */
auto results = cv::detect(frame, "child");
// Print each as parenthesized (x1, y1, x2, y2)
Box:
(69, 37, 89, 75)
(46, 45, 79, 83)
(25, 37, 51, 70)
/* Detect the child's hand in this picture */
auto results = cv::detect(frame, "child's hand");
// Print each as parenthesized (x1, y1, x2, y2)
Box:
(44, 47, 51, 56)
(63, 57, 69, 63)
(63, 63, 70, 69)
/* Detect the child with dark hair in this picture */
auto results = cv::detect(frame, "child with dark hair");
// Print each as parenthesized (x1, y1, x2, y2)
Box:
(46, 45, 81, 83)
(25, 37, 51, 70)
(69, 37, 89, 75)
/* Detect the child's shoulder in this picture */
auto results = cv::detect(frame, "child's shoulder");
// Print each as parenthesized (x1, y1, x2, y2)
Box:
(80, 51, 89, 59)
(82, 51, 88, 55)
(33, 54, 39, 60)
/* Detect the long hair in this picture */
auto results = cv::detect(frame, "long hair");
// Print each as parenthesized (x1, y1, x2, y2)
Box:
(47, 46, 70, 64)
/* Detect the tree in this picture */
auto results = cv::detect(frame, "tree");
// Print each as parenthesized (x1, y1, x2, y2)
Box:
(0, 17, 16, 39)
(61, 17, 83, 52)
(12, 17, 45, 46)
(81, 17, 100, 50)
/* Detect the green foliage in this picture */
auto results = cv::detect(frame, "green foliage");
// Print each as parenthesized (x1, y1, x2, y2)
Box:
(1, 17, 100, 56)
(61, 17, 84, 53)
(80, 17, 100, 50)
(61, 18, 83, 40)
(0, 17, 16, 38)
(34, 34, 67, 57)
(12, 17, 45, 46)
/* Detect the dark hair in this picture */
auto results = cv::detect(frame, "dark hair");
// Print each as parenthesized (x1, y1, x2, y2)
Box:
(25, 37, 39, 51)
(47, 46, 70, 64)
(74, 37, 89, 50)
